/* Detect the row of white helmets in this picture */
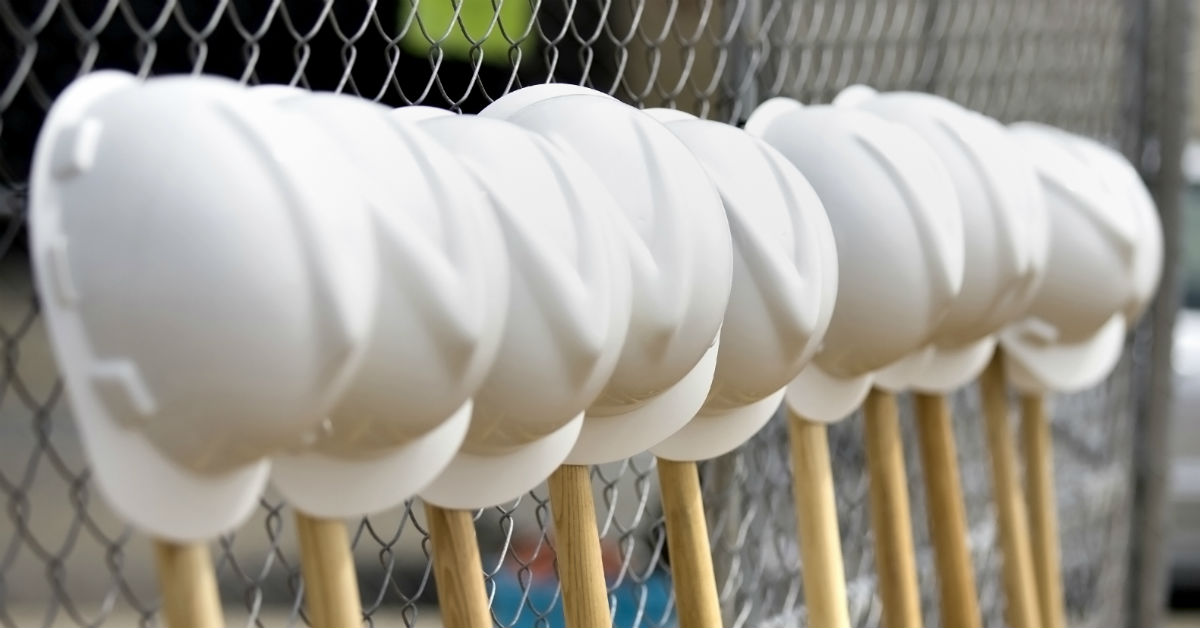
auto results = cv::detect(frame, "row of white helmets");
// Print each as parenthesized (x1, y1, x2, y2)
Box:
(29, 72, 1161, 543)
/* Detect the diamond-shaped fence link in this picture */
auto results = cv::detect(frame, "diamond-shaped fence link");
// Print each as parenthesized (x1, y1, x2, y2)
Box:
(0, 1, 1166, 627)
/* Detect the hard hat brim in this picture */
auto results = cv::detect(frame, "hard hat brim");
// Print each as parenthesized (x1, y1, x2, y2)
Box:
(271, 400, 472, 518)
(783, 363, 874, 424)
(419, 411, 584, 509)
(651, 387, 785, 462)
(874, 336, 997, 394)
(1000, 313, 1127, 394)
(566, 334, 720, 465)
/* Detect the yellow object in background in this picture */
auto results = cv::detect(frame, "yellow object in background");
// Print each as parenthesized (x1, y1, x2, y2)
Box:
(400, 0, 536, 66)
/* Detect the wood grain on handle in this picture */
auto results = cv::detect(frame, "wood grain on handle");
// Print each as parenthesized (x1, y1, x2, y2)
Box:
(863, 389, 923, 628)
(979, 354, 1043, 628)
(548, 465, 612, 628)
(1021, 394, 1067, 628)
(295, 512, 363, 628)
(657, 458, 723, 628)
(786, 411, 851, 628)
(153, 539, 224, 628)
(424, 503, 493, 628)
(913, 392, 982, 628)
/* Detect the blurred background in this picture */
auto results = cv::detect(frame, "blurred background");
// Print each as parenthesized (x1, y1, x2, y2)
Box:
(0, 0, 1196, 626)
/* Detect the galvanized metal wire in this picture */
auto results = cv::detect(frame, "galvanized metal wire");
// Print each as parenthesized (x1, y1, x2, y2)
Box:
(0, 1, 1161, 626)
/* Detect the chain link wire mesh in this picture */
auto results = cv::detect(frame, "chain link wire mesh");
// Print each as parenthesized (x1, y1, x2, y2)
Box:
(0, 0, 1162, 626)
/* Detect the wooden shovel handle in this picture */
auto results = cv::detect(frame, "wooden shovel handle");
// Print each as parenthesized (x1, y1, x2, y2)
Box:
(153, 539, 224, 628)
(657, 457, 723, 628)
(1021, 394, 1067, 628)
(863, 389, 923, 628)
(295, 512, 362, 628)
(786, 411, 851, 628)
(979, 354, 1043, 628)
(913, 392, 982, 628)
(425, 503, 493, 628)
(548, 465, 612, 628)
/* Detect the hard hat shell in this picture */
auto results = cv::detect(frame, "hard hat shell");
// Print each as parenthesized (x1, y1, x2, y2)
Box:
(999, 122, 1153, 393)
(1000, 123, 1134, 393)
(643, 109, 838, 461)
(840, 88, 1050, 393)
(482, 86, 733, 465)
(29, 72, 378, 540)
(746, 97, 964, 422)
(1054, 132, 1162, 326)
(1008, 123, 1138, 342)
(403, 112, 633, 509)
(391, 104, 458, 122)
(479, 83, 611, 120)
(259, 92, 509, 518)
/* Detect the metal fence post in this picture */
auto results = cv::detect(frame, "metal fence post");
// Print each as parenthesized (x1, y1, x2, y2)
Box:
(1127, 0, 1192, 626)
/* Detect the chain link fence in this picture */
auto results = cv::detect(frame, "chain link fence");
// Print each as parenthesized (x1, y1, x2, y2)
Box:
(0, 0, 1178, 626)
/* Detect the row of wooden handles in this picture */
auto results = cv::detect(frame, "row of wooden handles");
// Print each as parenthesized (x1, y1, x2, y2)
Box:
(152, 350, 1066, 628)
(785, 356, 1062, 628)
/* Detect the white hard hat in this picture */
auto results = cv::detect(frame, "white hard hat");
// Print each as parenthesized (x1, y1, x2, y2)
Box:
(478, 83, 609, 120)
(255, 92, 510, 518)
(482, 86, 733, 465)
(391, 104, 458, 122)
(1000, 122, 1151, 393)
(838, 88, 1050, 393)
(28, 72, 378, 540)
(1054, 132, 1163, 326)
(399, 112, 633, 509)
(746, 97, 964, 422)
(642, 109, 838, 461)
